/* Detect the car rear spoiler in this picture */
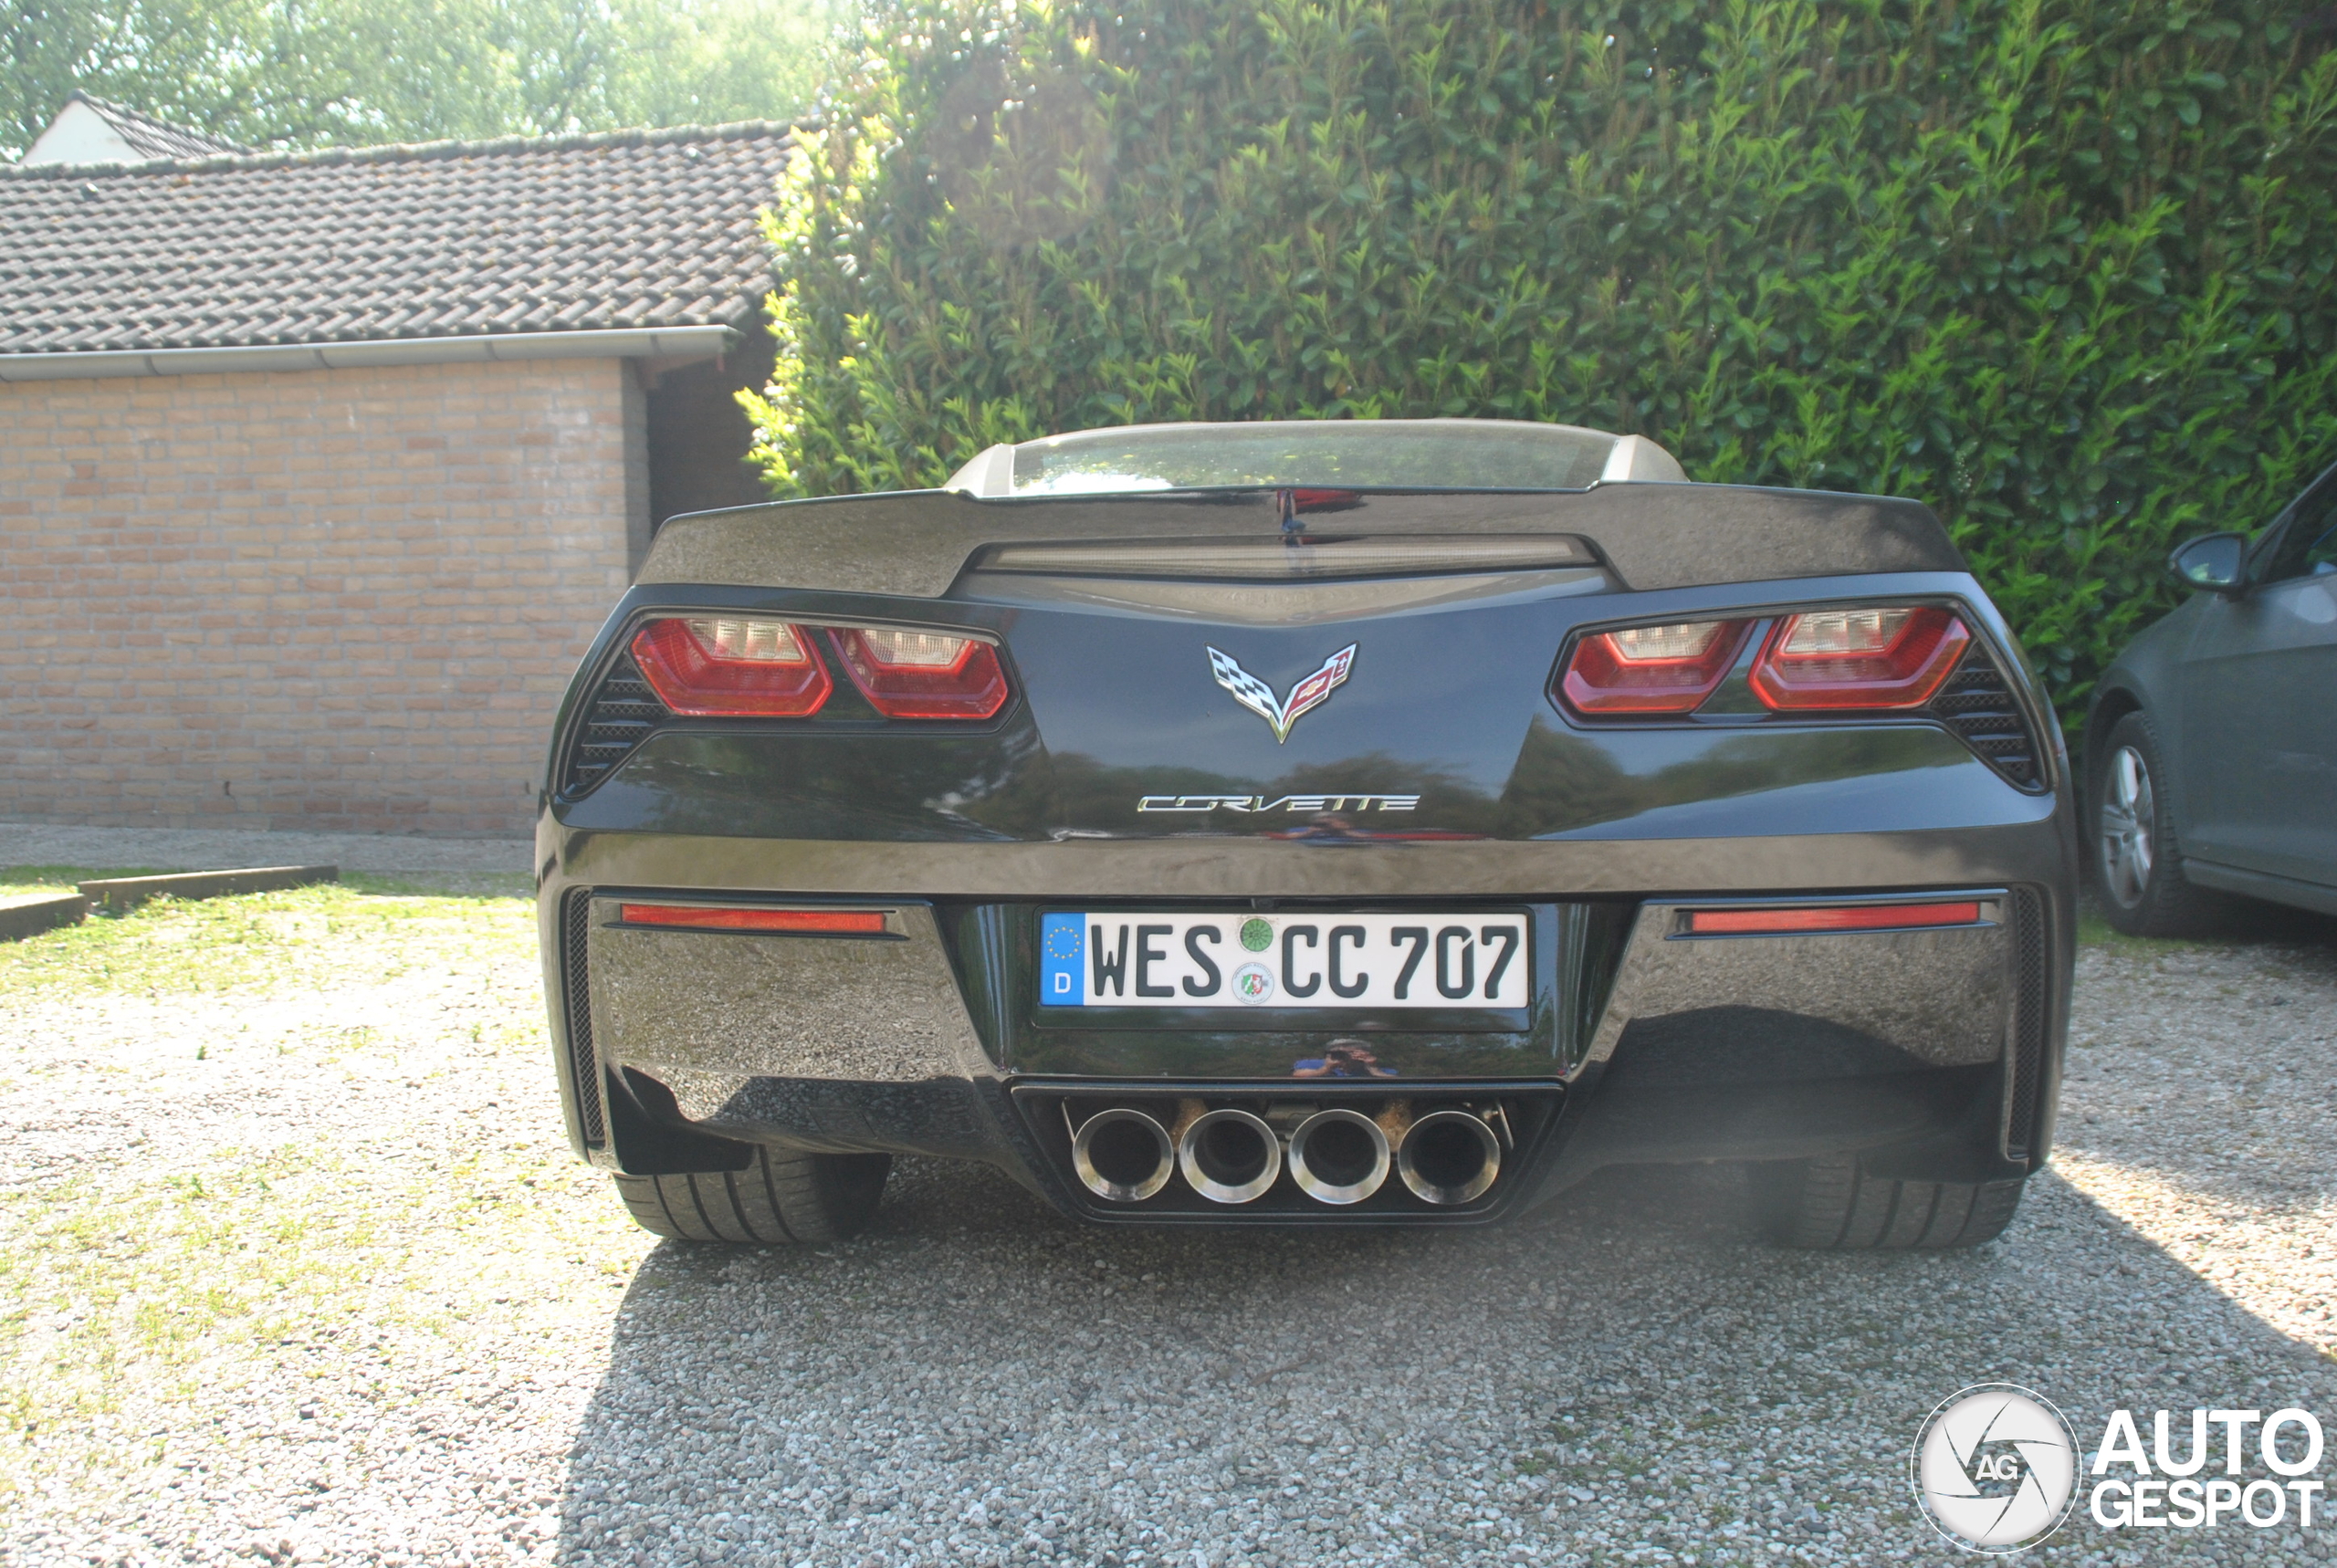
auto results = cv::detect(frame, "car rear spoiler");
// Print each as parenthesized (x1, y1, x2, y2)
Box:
(635, 483, 1965, 598)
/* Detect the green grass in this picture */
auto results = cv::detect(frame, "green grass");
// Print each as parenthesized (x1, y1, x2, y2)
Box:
(0, 875, 634, 1510)
(0, 1128, 630, 1491)
(0, 866, 166, 900)
(0, 876, 536, 997)
(2074, 899, 2336, 957)
(0, 864, 529, 899)
(0, 1147, 402, 1437)
(2074, 908, 2216, 957)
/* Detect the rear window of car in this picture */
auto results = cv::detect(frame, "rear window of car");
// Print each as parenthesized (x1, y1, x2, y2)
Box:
(1005, 420, 1618, 495)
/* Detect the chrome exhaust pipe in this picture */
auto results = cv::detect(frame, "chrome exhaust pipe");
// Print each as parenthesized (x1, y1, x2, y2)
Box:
(1398, 1109, 1501, 1205)
(1287, 1108, 1390, 1205)
(1072, 1107, 1174, 1203)
(1175, 1106, 1282, 1204)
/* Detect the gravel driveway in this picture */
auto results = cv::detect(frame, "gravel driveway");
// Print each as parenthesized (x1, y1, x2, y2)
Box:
(0, 832, 2331, 1567)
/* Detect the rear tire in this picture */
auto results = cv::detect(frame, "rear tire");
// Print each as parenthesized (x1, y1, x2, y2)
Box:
(2091, 710, 2223, 936)
(1763, 1155, 2025, 1249)
(613, 1148, 891, 1244)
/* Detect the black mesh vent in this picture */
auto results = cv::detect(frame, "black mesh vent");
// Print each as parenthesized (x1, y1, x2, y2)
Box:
(561, 654, 669, 796)
(561, 889, 607, 1149)
(1927, 646, 2045, 789)
(2003, 888, 2046, 1161)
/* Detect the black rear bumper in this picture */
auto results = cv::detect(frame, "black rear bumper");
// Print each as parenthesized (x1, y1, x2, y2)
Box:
(537, 823, 2070, 1224)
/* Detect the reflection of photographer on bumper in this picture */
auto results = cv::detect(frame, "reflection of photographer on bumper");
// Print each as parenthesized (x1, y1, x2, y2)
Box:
(1293, 1039, 1399, 1079)
(1272, 811, 1364, 843)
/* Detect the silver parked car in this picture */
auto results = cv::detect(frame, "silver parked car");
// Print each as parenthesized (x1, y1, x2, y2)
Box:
(2086, 457, 2337, 934)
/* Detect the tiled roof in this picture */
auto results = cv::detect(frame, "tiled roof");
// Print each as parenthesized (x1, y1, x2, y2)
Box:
(61, 91, 251, 161)
(0, 121, 792, 355)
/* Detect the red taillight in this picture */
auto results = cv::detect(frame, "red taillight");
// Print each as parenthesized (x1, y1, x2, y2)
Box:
(828, 628, 1011, 720)
(1748, 607, 1968, 710)
(1558, 619, 1751, 715)
(619, 904, 888, 934)
(630, 617, 833, 717)
(626, 618, 1011, 720)
(1686, 901, 1982, 935)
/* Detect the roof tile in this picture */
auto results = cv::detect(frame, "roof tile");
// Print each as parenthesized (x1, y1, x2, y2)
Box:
(53, 92, 252, 162)
(0, 120, 791, 354)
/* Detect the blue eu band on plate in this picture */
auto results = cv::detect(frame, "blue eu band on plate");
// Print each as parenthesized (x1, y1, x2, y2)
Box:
(1039, 912, 1529, 1009)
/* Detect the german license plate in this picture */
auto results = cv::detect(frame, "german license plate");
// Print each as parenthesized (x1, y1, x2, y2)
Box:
(1037, 912, 1527, 1009)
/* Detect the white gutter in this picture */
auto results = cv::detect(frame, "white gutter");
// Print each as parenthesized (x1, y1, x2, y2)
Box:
(0, 325, 733, 382)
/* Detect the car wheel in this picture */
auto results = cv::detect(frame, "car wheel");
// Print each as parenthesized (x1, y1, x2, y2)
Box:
(2091, 711, 2220, 937)
(1761, 1155, 2026, 1249)
(613, 1148, 891, 1244)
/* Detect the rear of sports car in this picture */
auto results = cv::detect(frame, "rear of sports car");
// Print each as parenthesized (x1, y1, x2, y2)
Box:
(536, 420, 2075, 1249)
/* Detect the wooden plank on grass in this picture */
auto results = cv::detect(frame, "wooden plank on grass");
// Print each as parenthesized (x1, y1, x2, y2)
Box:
(78, 865, 340, 914)
(0, 891, 88, 941)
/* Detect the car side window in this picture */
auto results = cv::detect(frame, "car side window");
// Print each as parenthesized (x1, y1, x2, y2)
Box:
(2304, 518, 2337, 577)
(2260, 463, 2337, 584)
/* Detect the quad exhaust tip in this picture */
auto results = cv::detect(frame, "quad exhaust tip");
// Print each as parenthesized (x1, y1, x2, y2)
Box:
(1176, 1106, 1283, 1205)
(1286, 1108, 1392, 1205)
(1397, 1108, 1501, 1205)
(1069, 1099, 1504, 1207)
(1072, 1107, 1175, 1203)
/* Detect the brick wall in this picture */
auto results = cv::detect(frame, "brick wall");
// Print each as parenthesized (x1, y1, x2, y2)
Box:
(0, 356, 644, 835)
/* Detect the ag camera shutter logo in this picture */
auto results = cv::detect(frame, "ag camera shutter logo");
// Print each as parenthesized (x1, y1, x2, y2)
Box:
(1913, 1384, 2080, 1552)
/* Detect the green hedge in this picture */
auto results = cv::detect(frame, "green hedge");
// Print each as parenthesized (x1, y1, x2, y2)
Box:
(745, 0, 2337, 727)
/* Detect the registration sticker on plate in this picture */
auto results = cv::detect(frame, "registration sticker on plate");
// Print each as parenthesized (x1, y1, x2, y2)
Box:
(1037, 912, 1527, 1009)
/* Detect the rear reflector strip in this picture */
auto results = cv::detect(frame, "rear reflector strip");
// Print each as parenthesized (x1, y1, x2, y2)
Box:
(619, 904, 888, 934)
(1685, 901, 1983, 935)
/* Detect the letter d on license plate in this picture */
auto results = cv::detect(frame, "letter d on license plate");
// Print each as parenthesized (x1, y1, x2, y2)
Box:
(1038, 912, 1527, 1009)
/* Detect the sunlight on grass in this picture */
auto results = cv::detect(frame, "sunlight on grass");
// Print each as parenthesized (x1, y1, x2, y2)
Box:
(0, 1134, 635, 1504)
(0, 880, 535, 998)
(0, 874, 642, 1510)
(0, 866, 165, 898)
(0, 1149, 388, 1437)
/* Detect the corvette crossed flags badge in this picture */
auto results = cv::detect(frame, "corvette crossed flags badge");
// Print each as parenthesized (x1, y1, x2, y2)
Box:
(1206, 644, 1357, 743)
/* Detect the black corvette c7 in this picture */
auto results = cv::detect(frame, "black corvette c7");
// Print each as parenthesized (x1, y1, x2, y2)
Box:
(535, 419, 2074, 1250)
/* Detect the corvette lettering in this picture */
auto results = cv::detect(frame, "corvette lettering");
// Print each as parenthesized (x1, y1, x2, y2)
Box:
(1136, 794, 1420, 813)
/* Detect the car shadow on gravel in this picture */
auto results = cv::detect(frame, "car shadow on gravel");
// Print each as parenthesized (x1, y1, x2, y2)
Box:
(555, 1155, 2337, 1567)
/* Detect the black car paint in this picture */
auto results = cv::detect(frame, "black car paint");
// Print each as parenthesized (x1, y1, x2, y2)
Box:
(555, 573, 2047, 845)
(2089, 459, 2337, 913)
(627, 482, 1965, 599)
(539, 483, 2079, 1223)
